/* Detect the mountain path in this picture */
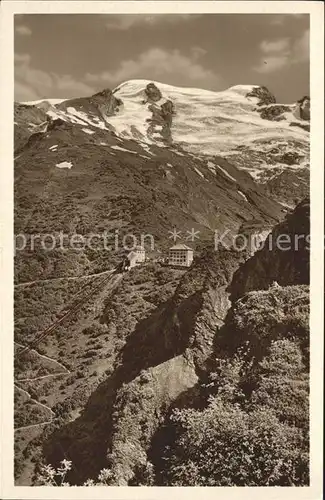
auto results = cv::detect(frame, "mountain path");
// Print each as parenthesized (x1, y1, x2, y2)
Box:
(14, 384, 56, 432)
(15, 341, 70, 373)
(14, 270, 121, 431)
(14, 268, 113, 288)
(14, 343, 71, 431)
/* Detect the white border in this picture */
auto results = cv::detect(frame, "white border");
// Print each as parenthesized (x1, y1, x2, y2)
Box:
(1, 2, 323, 499)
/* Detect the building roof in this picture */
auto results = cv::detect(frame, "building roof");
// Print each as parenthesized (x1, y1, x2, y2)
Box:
(127, 251, 137, 260)
(169, 244, 193, 251)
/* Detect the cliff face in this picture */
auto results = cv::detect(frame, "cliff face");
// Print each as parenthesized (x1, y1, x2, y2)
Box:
(246, 85, 277, 106)
(293, 96, 310, 121)
(156, 284, 309, 487)
(105, 246, 244, 485)
(229, 199, 309, 301)
(150, 202, 310, 487)
(14, 103, 48, 152)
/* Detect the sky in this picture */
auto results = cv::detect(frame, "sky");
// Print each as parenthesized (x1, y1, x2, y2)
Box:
(14, 14, 309, 103)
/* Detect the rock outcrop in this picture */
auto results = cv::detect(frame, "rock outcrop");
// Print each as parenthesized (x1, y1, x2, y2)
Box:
(246, 85, 277, 106)
(229, 198, 309, 301)
(294, 96, 310, 121)
(57, 88, 123, 123)
(14, 103, 48, 152)
(144, 82, 163, 102)
(259, 104, 292, 121)
(91, 88, 123, 120)
(145, 83, 175, 144)
(266, 168, 309, 208)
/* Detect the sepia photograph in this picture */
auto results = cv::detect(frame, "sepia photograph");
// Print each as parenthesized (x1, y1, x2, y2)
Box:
(0, 1, 324, 499)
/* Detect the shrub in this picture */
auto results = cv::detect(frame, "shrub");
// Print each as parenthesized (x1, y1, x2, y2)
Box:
(83, 350, 97, 358)
(163, 397, 308, 486)
(36, 460, 114, 486)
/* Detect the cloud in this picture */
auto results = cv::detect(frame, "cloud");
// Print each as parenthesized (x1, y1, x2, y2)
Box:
(15, 47, 217, 102)
(15, 24, 32, 36)
(55, 75, 96, 95)
(269, 14, 309, 26)
(85, 47, 220, 89)
(15, 81, 39, 101)
(15, 53, 31, 64)
(260, 39, 290, 53)
(105, 14, 200, 30)
(253, 30, 309, 74)
(292, 29, 309, 63)
(191, 46, 207, 60)
(14, 44, 219, 102)
(254, 55, 290, 73)
(15, 53, 95, 101)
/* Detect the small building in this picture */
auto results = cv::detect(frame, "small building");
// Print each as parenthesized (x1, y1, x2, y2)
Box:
(168, 244, 194, 267)
(127, 245, 146, 268)
(134, 245, 146, 263)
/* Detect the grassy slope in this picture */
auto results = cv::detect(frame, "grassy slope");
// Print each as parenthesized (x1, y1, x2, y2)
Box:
(14, 111, 283, 284)
(14, 264, 183, 484)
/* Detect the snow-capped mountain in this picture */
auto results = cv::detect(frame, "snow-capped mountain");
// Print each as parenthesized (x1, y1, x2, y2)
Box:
(19, 79, 309, 194)
(15, 79, 294, 283)
(14, 76, 311, 487)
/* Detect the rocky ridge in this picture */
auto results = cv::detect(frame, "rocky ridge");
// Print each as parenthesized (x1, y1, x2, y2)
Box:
(18, 80, 309, 206)
(14, 93, 284, 284)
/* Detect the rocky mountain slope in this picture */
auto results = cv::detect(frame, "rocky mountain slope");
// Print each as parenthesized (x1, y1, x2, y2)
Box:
(14, 198, 309, 486)
(17, 80, 309, 206)
(14, 86, 286, 284)
(14, 79, 310, 486)
(38, 200, 308, 486)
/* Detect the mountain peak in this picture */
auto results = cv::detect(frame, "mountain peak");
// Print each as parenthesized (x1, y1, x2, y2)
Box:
(15, 78, 309, 203)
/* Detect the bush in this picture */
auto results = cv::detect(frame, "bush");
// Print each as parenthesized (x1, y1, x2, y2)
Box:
(83, 350, 97, 358)
(35, 459, 114, 486)
(163, 397, 308, 486)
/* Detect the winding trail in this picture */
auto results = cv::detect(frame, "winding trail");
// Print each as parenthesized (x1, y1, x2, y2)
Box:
(15, 341, 70, 372)
(14, 268, 113, 288)
(14, 421, 54, 432)
(14, 384, 55, 416)
(14, 383, 56, 432)
(14, 270, 121, 431)
(14, 343, 71, 431)
(16, 372, 69, 383)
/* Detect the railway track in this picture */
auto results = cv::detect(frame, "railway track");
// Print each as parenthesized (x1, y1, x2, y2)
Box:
(16, 269, 119, 356)
(14, 270, 122, 430)
(14, 268, 113, 288)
